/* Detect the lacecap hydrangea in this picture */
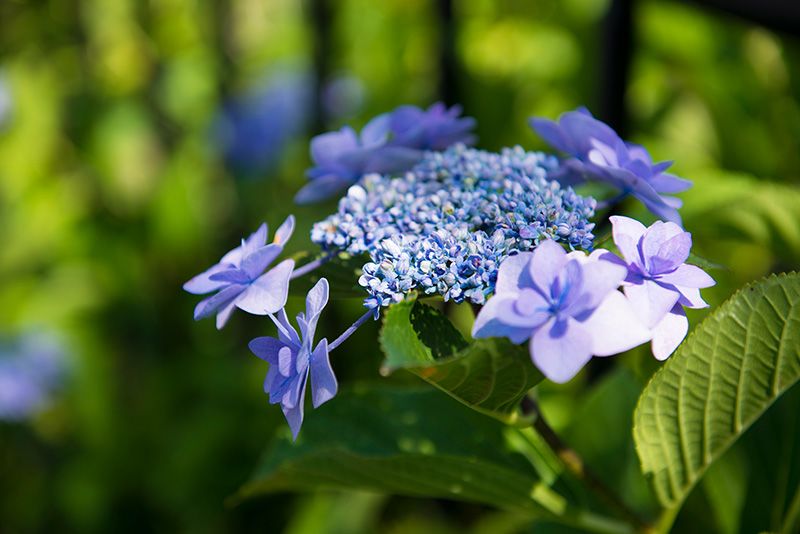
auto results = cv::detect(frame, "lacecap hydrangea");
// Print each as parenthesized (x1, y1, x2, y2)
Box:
(185, 103, 713, 437)
(311, 144, 596, 308)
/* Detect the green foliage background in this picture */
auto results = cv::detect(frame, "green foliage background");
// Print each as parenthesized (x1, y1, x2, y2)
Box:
(0, 0, 799, 532)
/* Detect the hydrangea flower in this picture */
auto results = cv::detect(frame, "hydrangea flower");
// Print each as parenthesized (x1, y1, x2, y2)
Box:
(295, 115, 421, 204)
(311, 144, 596, 309)
(472, 240, 650, 383)
(0, 334, 67, 421)
(296, 103, 478, 204)
(183, 217, 296, 329)
(249, 279, 337, 439)
(530, 108, 691, 225)
(387, 102, 476, 150)
(213, 71, 311, 178)
(605, 216, 715, 360)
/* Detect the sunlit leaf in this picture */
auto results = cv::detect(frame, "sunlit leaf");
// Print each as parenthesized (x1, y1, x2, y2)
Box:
(634, 272, 800, 515)
(683, 170, 800, 263)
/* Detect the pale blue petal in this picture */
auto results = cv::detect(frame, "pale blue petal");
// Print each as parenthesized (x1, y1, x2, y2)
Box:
(650, 172, 691, 193)
(304, 278, 330, 329)
(248, 336, 284, 364)
(282, 380, 307, 441)
(311, 127, 358, 166)
(183, 263, 230, 295)
(649, 232, 692, 275)
(581, 291, 651, 356)
(193, 284, 245, 321)
(309, 339, 337, 408)
(235, 259, 295, 315)
(609, 215, 647, 267)
(530, 318, 593, 384)
(209, 269, 251, 285)
(623, 279, 680, 329)
(294, 174, 354, 204)
(651, 304, 688, 361)
(215, 300, 237, 330)
(241, 244, 282, 280)
(495, 252, 534, 294)
(273, 215, 296, 246)
(529, 117, 573, 154)
(528, 239, 567, 296)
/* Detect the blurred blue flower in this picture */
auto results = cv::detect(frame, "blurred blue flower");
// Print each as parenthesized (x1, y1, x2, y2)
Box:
(184, 217, 296, 329)
(249, 278, 337, 440)
(0, 71, 12, 131)
(294, 115, 421, 204)
(296, 102, 477, 204)
(530, 108, 691, 225)
(387, 102, 476, 150)
(605, 216, 715, 360)
(322, 74, 365, 121)
(472, 240, 650, 383)
(214, 71, 312, 178)
(0, 333, 67, 421)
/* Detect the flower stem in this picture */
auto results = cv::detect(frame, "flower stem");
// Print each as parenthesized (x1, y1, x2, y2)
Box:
(328, 309, 374, 351)
(290, 252, 335, 280)
(522, 397, 653, 533)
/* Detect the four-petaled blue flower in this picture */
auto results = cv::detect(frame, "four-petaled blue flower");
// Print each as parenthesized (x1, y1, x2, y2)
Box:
(183, 217, 296, 329)
(604, 216, 715, 360)
(472, 239, 650, 383)
(249, 278, 338, 440)
(530, 107, 692, 225)
(387, 102, 476, 150)
(294, 115, 421, 204)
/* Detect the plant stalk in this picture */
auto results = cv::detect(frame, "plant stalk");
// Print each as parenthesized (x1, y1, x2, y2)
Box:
(290, 252, 336, 280)
(523, 397, 653, 533)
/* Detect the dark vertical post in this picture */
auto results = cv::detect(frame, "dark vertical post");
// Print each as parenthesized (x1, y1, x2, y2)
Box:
(599, 0, 634, 137)
(309, 0, 333, 133)
(212, 0, 235, 97)
(591, 0, 634, 383)
(435, 0, 457, 105)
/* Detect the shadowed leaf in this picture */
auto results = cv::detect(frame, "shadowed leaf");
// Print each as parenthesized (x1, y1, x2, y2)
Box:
(380, 299, 543, 425)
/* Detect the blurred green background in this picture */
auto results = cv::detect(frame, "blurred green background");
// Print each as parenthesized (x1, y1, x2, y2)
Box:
(1, 0, 799, 532)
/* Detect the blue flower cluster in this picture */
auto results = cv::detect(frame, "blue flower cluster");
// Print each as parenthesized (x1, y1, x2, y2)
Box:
(187, 102, 702, 437)
(311, 144, 596, 308)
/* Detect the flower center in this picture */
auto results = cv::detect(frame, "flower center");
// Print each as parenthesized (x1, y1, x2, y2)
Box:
(514, 288, 545, 316)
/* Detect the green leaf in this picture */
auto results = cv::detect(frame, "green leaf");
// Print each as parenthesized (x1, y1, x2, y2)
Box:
(634, 272, 800, 515)
(238, 386, 551, 512)
(289, 251, 366, 298)
(379, 299, 543, 425)
(236, 386, 633, 534)
(682, 170, 800, 263)
(686, 252, 725, 272)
